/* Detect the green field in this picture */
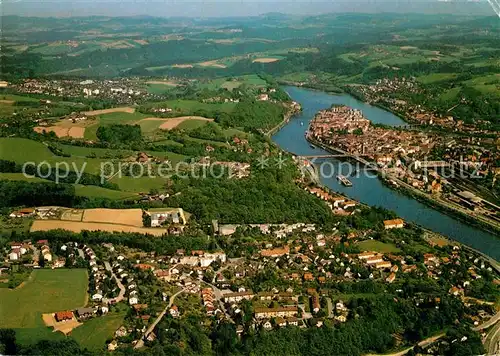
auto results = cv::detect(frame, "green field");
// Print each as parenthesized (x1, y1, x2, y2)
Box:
(145, 99, 237, 115)
(356, 240, 401, 253)
(74, 185, 138, 200)
(71, 312, 126, 351)
(439, 87, 461, 102)
(0, 269, 88, 328)
(417, 73, 458, 84)
(176, 119, 210, 130)
(0, 216, 33, 236)
(111, 175, 171, 193)
(0, 138, 109, 175)
(84, 112, 148, 140)
(0, 172, 50, 183)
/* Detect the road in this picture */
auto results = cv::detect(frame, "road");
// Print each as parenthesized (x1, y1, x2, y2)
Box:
(474, 310, 500, 331)
(484, 321, 500, 356)
(364, 334, 445, 356)
(134, 288, 185, 349)
(104, 261, 126, 304)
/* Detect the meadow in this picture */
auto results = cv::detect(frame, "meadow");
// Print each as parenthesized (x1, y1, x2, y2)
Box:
(0, 269, 88, 328)
(356, 240, 401, 253)
(71, 312, 126, 351)
(0, 137, 108, 175)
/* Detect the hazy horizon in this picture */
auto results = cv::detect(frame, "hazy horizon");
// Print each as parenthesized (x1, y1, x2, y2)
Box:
(1, 0, 496, 18)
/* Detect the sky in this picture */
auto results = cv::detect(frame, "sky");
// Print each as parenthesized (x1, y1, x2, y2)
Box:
(1, 0, 495, 17)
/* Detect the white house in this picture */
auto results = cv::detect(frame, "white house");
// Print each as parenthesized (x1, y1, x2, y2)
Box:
(129, 297, 139, 305)
(92, 293, 103, 301)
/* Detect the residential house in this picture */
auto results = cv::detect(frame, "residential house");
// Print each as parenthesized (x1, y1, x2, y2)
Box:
(386, 273, 396, 283)
(262, 320, 273, 330)
(375, 261, 392, 269)
(383, 219, 404, 230)
(275, 317, 287, 327)
(254, 306, 298, 319)
(169, 305, 179, 318)
(115, 326, 128, 338)
(260, 246, 290, 258)
(224, 291, 255, 303)
(55, 311, 74, 322)
(76, 307, 94, 319)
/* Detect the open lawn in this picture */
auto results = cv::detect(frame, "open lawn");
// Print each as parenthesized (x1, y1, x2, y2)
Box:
(0, 269, 88, 328)
(356, 240, 401, 253)
(71, 312, 126, 351)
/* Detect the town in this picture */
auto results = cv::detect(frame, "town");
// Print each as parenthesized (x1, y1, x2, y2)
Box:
(306, 105, 500, 232)
(2, 209, 500, 354)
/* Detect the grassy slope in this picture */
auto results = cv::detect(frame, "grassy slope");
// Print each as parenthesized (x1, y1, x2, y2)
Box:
(0, 269, 88, 328)
(71, 312, 126, 351)
(0, 138, 107, 174)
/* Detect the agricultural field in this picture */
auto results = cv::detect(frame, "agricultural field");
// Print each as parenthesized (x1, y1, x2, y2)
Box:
(30, 207, 169, 235)
(30, 220, 167, 236)
(0, 269, 88, 329)
(82, 208, 143, 226)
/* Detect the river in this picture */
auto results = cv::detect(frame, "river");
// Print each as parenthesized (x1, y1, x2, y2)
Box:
(273, 86, 500, 260)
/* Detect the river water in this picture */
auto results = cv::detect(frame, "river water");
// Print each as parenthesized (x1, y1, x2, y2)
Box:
(273, 86, 500, 260)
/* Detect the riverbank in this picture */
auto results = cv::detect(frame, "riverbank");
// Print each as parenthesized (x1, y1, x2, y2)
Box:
(307, 132, 500, 237)
(274, 86, 500, 259)
(381, 174, 500, 236)
(265, 102, 302, 137)
(341, 85, 410, 124)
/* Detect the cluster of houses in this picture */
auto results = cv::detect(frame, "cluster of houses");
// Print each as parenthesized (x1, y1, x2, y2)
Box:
(147, 208, 186, 228)
(12, 78, 165, 105)
(7, 240, 53, 265)
(201, 287, 216, 316)
(305, 186, 357, 216)
(215, 222, 317, 238)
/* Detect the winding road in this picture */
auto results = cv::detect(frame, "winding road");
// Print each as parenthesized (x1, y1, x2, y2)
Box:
(104, 261, 126, 304)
